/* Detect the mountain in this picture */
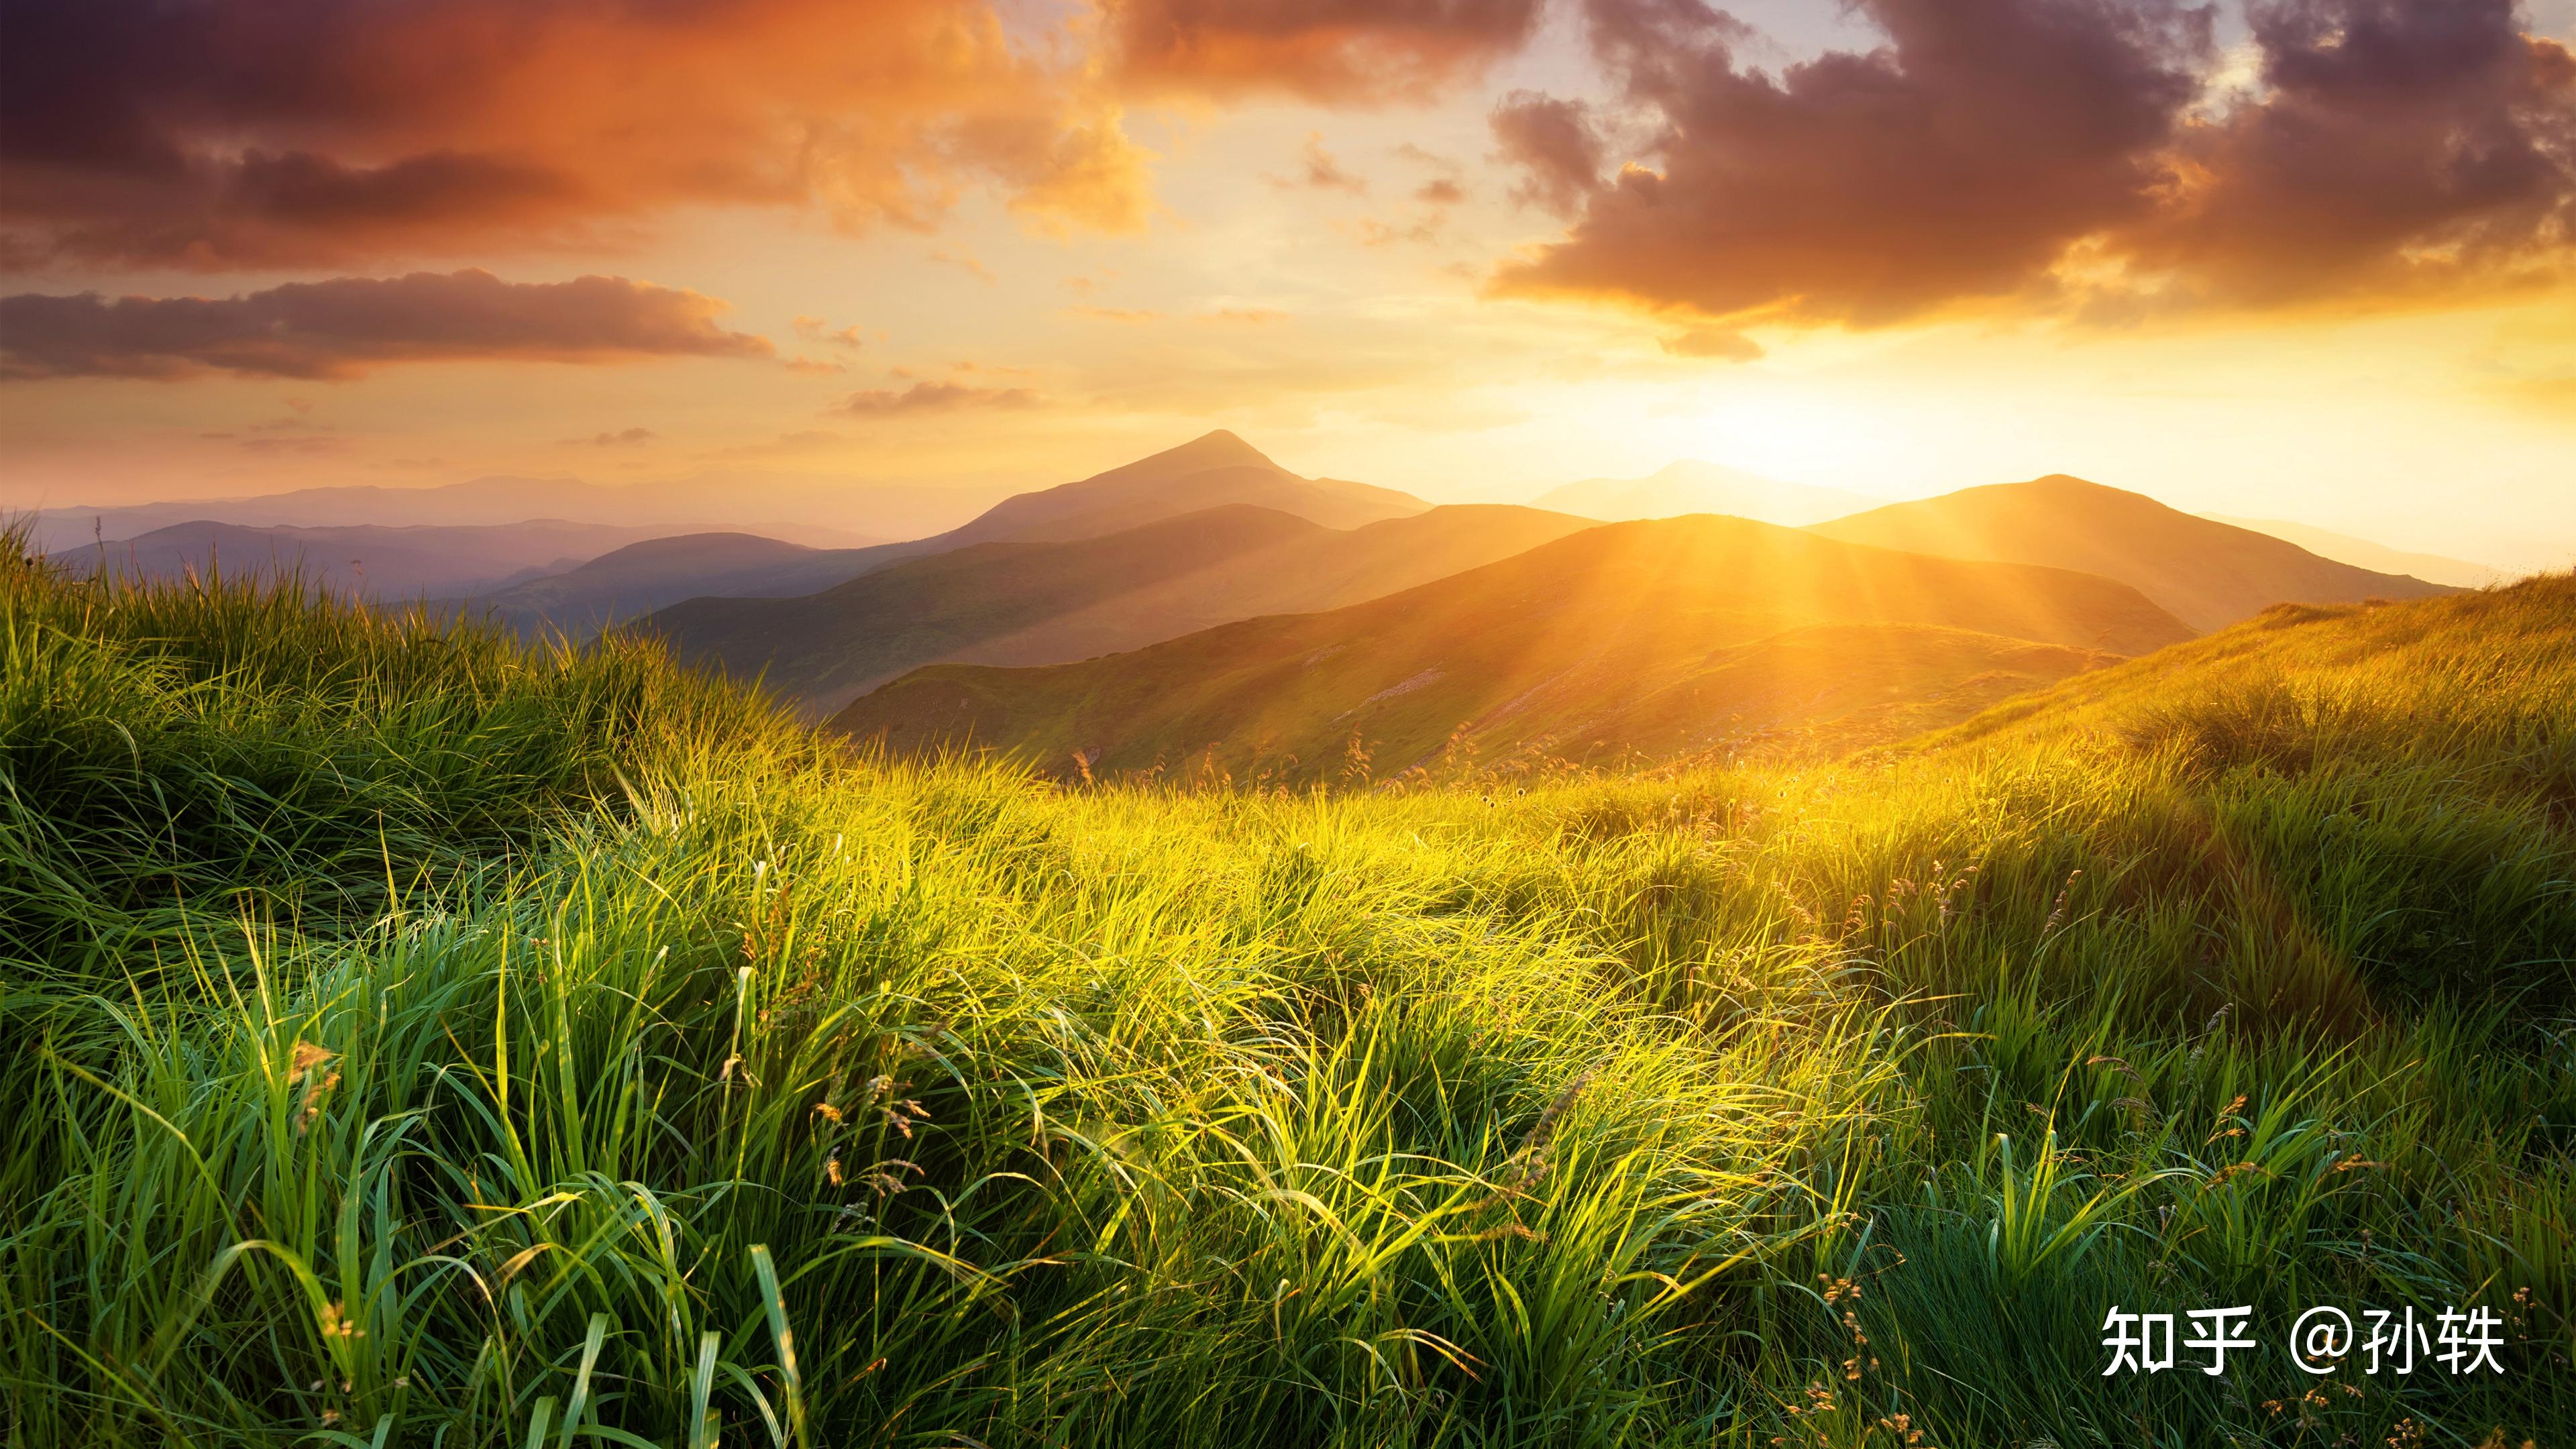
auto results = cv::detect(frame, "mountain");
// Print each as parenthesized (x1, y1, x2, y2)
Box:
(22, 475, 905, 553)
(1806, 476, 2455, 631)
(639, 502, 1593, 716)
(828, 514, 2195, 781)
(2202, 516, 2506, 590)
(951, 430, 1424, 541)
(466, 430, 1431, 637)
(48, 519, 729, 600)
(458, 533, 890, 637)
(1533, 461, 1880, 527)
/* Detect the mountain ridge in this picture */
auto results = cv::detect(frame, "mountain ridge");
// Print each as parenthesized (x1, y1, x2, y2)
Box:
(829, 512, 2196, 780)
(465, 430, 1429, 636)
(1807, 474, 2455, 630)
(639, 500, 1592, 715)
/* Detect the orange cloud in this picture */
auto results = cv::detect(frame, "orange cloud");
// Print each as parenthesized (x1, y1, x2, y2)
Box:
(0, 0, 1152, 270)
(0, 270, 773, 380)
(837, 380, 1041, 415)
(1106, 0, 1544, 103)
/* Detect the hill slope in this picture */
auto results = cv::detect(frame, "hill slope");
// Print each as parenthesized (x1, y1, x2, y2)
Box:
(2203, 515, 2506, 589)
(1807, 475, 2453, 630)
(10, 540, 2569, 1448)
(831, 515, 2194, 780)
(1534, 461, 1878, 526)
(1917, 574, 2576, 767)
(50, 519, 700, 600)
(642, 502, 1593, 715)
(471, 430, 1429, 636)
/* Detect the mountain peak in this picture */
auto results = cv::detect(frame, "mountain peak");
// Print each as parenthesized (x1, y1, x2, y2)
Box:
(1165, 428, 1279, 472)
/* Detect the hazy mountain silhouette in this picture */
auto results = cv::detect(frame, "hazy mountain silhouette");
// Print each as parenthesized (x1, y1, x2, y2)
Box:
(2202, 516, 2505, 590)
(830, 514, 2194, 781)
(951, 430, 1424, 540)
(639, 502, 1591, 715)
(23, 475, 900, 553)
(466, 430, 1429, 636)
(1534, 461, 1878, 527)
(455, 533, 895, 635)
(1807, 476, 2454, 630)
(48, 519, 722, 600)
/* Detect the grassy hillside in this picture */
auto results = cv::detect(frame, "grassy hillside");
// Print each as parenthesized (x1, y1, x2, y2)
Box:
(6, 545, 2571, 1447)
(643, 502, 1593, 715)
(1810, 476, 2455, 629)
(832, 514, 2193, 781)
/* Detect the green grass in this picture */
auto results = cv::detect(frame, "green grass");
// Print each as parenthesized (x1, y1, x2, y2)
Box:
(4, 541, 2572, 1446)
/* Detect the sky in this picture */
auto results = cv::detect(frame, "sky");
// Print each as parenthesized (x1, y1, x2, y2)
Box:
(4, 0, 2574, 569)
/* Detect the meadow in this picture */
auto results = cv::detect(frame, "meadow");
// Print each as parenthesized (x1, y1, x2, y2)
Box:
(4, 538, 2572, 1447)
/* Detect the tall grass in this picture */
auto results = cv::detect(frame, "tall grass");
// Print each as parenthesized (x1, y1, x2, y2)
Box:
(4, 552, 2571, 1446)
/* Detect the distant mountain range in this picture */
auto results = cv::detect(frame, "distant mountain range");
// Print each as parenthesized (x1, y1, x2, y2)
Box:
(21, 475, 903, 555)
(639, 501, 1591, 715)
(30, 433, 2485, 785)
(1807, 476, 2453, 631)
(464, 430, 1428, 636)
(49, 519, 751, 600)
(2202, 516, 2505, 590)
(830, 513, 2196, 781)
(1533, 461, 1878, 527)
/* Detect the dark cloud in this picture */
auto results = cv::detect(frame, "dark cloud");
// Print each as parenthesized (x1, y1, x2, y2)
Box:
(1489, 91, 1607, 219)
(0, 270, 774, 380)
(2118, 0, 2576, 305)
(1495, 0, 2216, 325)
(580, 427, 661, 447)
(837, 380, 1041, 416)
(1417, 177, 1468, 205)
(0, 0, 1151, 270)
(1106, 0, 1545, 102)
(1491, 0, 2576, 325)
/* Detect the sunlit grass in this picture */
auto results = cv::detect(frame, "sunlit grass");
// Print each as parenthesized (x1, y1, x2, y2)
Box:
(4, 538, 2571, 1446)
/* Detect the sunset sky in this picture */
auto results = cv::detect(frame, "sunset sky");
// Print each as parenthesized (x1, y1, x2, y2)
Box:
(5, 0, 2574, 568)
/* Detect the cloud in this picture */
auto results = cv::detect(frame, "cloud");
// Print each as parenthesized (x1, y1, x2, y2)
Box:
(1658, 326, 1763, 361)
(1065, 305, 1165, 322)
(1489, 91, 1605, 218)
(837, 380, 1041, 415)
(235, 435, 354, 456)
(0, 270, 774, 380)
(0, 0, 1153, 269)
(1104, 0, 1546, 103)
(1489, 0, 2576, 327)
(794, 317, 867, 348)
(2114, 0, 2576, 306)
(1275, 134, 1369, 193)
(576, 427, 660, 447)
(784, 356, 851, 375)
(1493, 0, 2216, 326)
(1416, 177, 1467, 205)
